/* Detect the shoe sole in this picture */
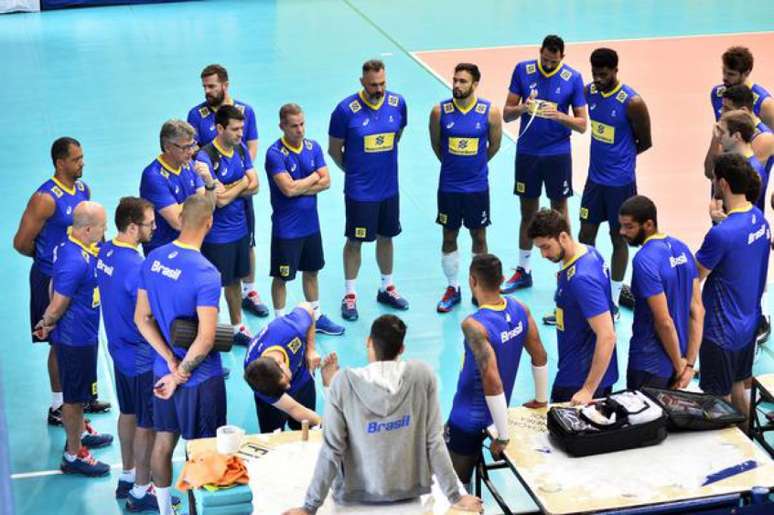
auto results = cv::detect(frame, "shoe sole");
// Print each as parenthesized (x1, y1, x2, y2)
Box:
(82, 439, 114, 449)
(243, 306, 269, 318)
(756, 332, 770, 345)
(60, 464, 110, 477)
(437, 301, 461, 313)
(500, 283, 533, 294)
(316, 328, 345, 336)
(377, 300, 409, 310)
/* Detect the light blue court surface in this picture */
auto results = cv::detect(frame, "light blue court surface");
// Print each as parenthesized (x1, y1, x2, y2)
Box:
(2, 1, 774, 513)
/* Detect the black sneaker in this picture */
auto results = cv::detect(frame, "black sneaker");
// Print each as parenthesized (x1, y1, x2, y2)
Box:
(542, 313, 557, 326)
(83, 399, 111, 414)
(48, 406, 63, 426)
(756, 315, 770, 345)
(619, 284, 635, 310)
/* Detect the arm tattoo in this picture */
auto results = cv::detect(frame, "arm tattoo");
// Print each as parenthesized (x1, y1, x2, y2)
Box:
(464, 321, 492, 377)
(181, 354, 206, 374)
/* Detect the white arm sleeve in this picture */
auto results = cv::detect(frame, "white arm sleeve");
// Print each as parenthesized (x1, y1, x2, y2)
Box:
(485, 393, 509, 440)
(532, 364, 548, 403)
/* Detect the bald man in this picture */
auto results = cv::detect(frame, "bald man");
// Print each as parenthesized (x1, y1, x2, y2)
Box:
(35, 201, 114, 477)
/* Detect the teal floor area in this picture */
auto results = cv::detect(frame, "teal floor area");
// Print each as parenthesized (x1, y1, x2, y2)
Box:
(2, 1, 774, 513)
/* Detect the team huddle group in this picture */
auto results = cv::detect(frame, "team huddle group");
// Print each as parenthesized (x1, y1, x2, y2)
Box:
(11, 33, 774, 514)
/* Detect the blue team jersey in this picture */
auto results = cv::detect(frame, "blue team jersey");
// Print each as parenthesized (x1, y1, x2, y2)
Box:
(554, 245, 619, 388)
(265, 137, 324, 239)
(711, 83, 771, 121)
(244, 307, 314, 404)
(752, 122, 774, 180)
(629, 235, 697, 378)
(448, 298, 528, 433)
(96, 240, 154, 376)
(586, 83, 639, 186)
(509, 60, 586, 156)
(140, 157, 204, 251)
(747, 154, 769, 213)
(696, 204, 770, 351)
(187, 100, 259, 146)
(328, 90, 407, 201)
(138, 241, 223, 386)
(51, 236, 100, 346)
(195, 141, 252, 244)
(438, 97, 491, 193)
(33, 177, 91, 276)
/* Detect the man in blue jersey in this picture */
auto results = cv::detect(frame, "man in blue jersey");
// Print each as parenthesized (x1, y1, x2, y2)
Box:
(501, 35, 588, 293)
(429, 63, 503, 312)
(696, 154, 770, 419)
(264, 103, 344, 336)
(528, 209, 618, 404)
(618, 195, 704, 390)
(444, 254, 548, 487)
(243, 303, 323, 433)
(188, 64, 268, 318)
(329, 59, 409, 321)
(34, 201, 114, 477)
(196, 105, 259, 346)
(134, 195, 226, 515)
(710, 47, 773, 128)
(579, 48, 652, 314)
(14, 137, 110, 425)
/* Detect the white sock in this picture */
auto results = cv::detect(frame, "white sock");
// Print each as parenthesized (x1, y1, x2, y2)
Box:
(241, 282, 254, 297)
(611, 280, 624, 307)
(120, 468, 135, 483)
(380, 274, 393, 292)
(345, 279, 356, 296)
(274, 308, 285, 318)
(131, 483, 149, 499)
(51, 392, 63, 410)
(762, 286, 769, 318)
(155, 486, 173, 515)
(310, 301, 321, 321)
(232, 324, 242, 334)
(519, 250, 532, 272)
(441, 251, 460, 288)
(64, 451, 77, 462)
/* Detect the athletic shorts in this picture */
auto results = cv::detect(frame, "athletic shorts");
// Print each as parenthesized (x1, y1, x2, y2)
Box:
(115, 367, 155, 429)
(153, 375, 226, 440)
(270, 232, 324, 281)
(444, 420, 486, 457)
(254, 377, 316, 434)
(515, 152, 573, 200)
(54, 342, 98, 404)
(626, 368, 672, 391)
(201, 236, 250, 286)
(699, 338, 755, 397)
(551, 384, 613, 403)
(345, 194, 401, 242)
(579, 179, 637, 231)
(436, 190, 490, 231)
(29, 264, 51, 344)
(245, 198, 256, 248)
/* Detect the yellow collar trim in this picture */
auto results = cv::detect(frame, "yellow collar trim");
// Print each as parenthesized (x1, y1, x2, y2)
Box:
(157, 156, 181, 176)
(261, 345, 289, 366)
(52, 177, 76, 195)
(453, 96, 478, 115)
(359, 90, 385, 110)
(600, 82, 623, 98)
(479, 298, 507, 311)
(172, 240, 200, 252)
(561, 244, 588, 271)
(111, 238, 139, 250)
(538, 60, 562, 78)
(281, 137, 303, 154)
(213, 139, 234, 158)
(68, 235, 98, 257)
(727, 203, 753, 215)
(644, 233, 667, 244)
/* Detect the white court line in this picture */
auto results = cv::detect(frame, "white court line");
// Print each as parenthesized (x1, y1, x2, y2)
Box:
(11, 457, 186, 480)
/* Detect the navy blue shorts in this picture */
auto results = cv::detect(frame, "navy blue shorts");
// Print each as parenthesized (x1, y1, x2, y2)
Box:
(515, 152, 573, 200)
(201, 236, 250, 286)
(153, 375, 226, 439)
(551, 384, 613, 403)
(245, 198, 256, 248)
(444, 421, 486, 457)
(436, 190, 490, 231)
(579, 179, 637, 231)
(29, 265, 51, 343)
(270, 232, 324, 281)
(345, 194, 401, 242)
(626, 368, 672, 390)
(115, 367, 155, 429)
(699, 339, 755, 397)
(54, 343, 98, 404)
(254, 377, 316, 433)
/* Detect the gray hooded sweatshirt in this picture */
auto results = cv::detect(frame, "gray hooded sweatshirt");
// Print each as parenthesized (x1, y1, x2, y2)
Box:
(302, 359, 462, 513)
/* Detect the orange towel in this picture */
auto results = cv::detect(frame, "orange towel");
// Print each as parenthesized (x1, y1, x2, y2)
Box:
(176, 450, 250, 491)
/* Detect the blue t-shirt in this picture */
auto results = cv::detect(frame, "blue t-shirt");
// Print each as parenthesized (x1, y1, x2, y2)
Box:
(438, 97, 491, 193)
(753, 121, 774, 179)
(244, 307, 314, 404)
(696, 204, 770, 350)
(448, 298, 528, 433)
(265, 137, 324, 239)
(195, 141, 252, 244)
(509, 60, 586, 156)
(554, 245, 619, 388)
(328, 91, 407, 201)
(96, 240, 154, 377)
(139, 157, 204, 252)
(33, 178, 91, 276)
(138, 241, 223, 386)
(586, 83, 639, 186)
(187, 100, 259, 146)
(51, 236, 100, 347)
(629, 235, 697, 378)
(711, 83, 771, 121)
(747, 154, 769, 213)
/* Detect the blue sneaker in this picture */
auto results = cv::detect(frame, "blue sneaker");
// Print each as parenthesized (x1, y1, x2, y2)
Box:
(437, 286, 461, 313)
(341, 294, 359, 321)
(316, 314, 345, 336)
(232, 325, 252, 347)
(376, 286, 409, 310)
(501, 267, 533, 293)
(116, 479, 133, 499)
(81, 422, 113, 449)
(126, 486, 181, 513)
(60, 447, 110, 477)
(242, 290, 269, 317)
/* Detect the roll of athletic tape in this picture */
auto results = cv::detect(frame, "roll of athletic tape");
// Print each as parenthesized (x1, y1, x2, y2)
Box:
(216, 425, 245, 455)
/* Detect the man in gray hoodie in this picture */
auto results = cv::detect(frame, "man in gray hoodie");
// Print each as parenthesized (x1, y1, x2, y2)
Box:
(283, 315, 482, 514)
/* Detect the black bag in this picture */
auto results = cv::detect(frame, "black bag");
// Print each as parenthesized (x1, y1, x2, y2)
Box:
(641, 387, 745, 431)
(171, 318, 234, 353)
(547, 390, 668, 457)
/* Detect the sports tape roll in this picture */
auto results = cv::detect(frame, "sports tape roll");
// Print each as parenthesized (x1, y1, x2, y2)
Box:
(216, 425, 245, 455)
(171, 318, 234, 352)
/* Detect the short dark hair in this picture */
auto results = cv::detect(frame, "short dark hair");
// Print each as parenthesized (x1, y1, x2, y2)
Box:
(362, 59, 385, 74)
(201, 64, 228, 82)
(619, 195, 658, 227)
(723, 84, 755, 111)
(747, 167, 762, 203)
(722, 46, 753, 75)
(470, 254, 503, 292)
(722, 110, 755, 143)
(279, 103, 303, 122)
(590, 47, 618, 69)
(541, 35, 565, 55)
(244, 357, 286, 398)
(115, 197, 153, 232)
(454, 63, 481, 83)
(370, 315, 406, 361)
(51, 137, 80, 166)
(215, 104, 245, 129)
(714, 153, 752, 195)
(527, 208, 571, 240)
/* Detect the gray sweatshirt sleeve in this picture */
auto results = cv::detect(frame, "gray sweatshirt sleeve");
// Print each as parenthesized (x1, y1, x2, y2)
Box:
(425, 372, 463, 505)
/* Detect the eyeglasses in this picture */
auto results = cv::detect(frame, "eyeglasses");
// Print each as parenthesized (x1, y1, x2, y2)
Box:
(171, 141, 198, 151)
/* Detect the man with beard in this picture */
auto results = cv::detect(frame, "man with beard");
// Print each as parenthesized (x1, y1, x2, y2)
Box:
(618, 195, 703, 390)
(528, 208, 618, 404)
(429, 63, 502, 312)
(710, 47, 773, 128)
(188, 64, 268, 318)
(501, 35, 587, 294)
(329, 59, 409, 321)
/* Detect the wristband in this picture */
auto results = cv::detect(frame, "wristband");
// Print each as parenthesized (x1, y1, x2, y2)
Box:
(205, 182, 216, 191)
(686, 363, 694, 369)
